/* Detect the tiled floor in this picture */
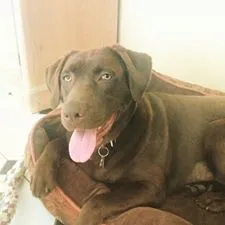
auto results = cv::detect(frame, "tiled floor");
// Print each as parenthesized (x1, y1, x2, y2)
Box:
(10, 181, 55, 225)
(0, 92, 43, 160)
(0, 91, 55, 225)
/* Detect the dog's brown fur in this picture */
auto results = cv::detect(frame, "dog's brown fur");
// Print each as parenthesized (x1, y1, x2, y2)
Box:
(31, 45, 225, 225)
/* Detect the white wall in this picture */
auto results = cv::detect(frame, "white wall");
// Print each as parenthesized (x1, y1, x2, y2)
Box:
(119, 0, 225, 91)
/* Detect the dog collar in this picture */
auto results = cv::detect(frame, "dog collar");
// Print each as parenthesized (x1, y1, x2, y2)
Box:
(97, 101, 137, 168)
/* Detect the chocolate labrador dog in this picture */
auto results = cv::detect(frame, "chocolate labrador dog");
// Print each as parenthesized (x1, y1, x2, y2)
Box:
(31, 45, 225, 225)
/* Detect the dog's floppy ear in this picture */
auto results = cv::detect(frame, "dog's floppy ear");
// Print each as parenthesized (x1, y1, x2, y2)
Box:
(45, 51, 76, 108)
(112, 45, 152, 102)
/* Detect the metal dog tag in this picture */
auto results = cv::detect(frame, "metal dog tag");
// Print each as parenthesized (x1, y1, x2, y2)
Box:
(98, 146, 109, 168)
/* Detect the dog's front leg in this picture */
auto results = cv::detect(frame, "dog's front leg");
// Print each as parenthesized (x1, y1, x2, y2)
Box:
(74, 181, 165, 225)
(31, 138, 67, 197)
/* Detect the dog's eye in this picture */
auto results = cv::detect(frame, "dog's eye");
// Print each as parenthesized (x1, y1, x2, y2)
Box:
(100, 72, 112, 80)
(62, 73, 72, 82)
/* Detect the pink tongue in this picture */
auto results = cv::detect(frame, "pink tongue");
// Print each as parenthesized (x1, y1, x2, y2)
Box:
(69, 129, 97, 163)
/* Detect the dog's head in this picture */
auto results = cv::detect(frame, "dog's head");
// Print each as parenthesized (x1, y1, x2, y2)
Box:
(46, 45, 152, 162)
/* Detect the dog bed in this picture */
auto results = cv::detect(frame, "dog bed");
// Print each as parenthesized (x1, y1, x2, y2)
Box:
(25, 70, 225, 225)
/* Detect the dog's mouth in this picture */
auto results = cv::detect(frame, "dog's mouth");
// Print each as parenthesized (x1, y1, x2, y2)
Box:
(68, 114, 116, 163)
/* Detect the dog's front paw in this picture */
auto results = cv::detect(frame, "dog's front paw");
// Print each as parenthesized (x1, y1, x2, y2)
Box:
(30, 157, 57, 198)
(196, 192, 225, 213)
